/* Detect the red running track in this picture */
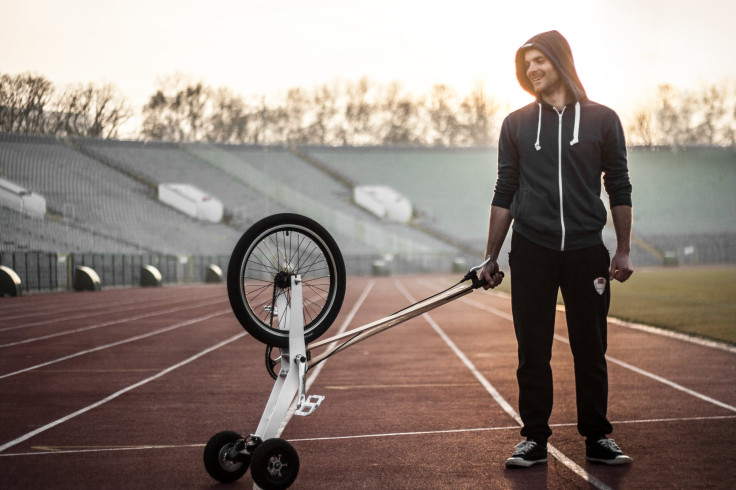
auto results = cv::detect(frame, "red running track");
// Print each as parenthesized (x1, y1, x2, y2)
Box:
(1, 277, 735, 489)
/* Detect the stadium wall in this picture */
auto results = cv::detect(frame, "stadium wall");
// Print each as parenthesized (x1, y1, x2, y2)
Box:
(0, 251, 229, 293)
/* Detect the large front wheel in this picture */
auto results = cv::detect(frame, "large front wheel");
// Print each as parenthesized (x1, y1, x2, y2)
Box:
(227, 214, 346, 347)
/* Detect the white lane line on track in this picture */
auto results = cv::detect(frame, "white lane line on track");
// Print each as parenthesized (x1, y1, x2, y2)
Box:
(0, 295, 223, 333)
(394, 279, 613, 490)
(1, 444, 207, 457)
(0, 292, 221, 323)
(0, 332, 246, 454)
(0, 298, 226, 348)
(0, 309, 231, 380)
(290, 413, 736, 443)
(431, 279, 736, 354)
(436, 280, 736, 415)
(552, 334, 736, 413)
(3, 414, 734, 458)
(274, 280, 376, 438)
(606, 317, 736, 354)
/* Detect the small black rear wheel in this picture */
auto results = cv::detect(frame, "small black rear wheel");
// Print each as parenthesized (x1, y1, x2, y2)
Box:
(250, 438, 300, 489)
(203, 430, 249, 483)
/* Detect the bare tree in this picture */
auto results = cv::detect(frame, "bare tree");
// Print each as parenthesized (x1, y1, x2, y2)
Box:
(206, 87, 255, 143)
(50, 82, 132, 138)
(282, 87, 310, 143)
(0, 72, 55, 134)
(307, 82, 340, 145)
(342, 77, 375, 145)
(141, 74, 211, 141)
(628, 107, 656, 149)
(459, 81, 501, 145)
(428, 84, 463, 146)
(377, 81, 421, 145)
(654, 84, 683, 149)
(693, 83, 727, 145)
(728, 94, 736, 148)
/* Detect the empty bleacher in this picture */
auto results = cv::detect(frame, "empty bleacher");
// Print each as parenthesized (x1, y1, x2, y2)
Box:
(0, 133, 242, 256)
(302, 146, 495, 253)
(0, 205, 140, 253)
(189, 144, 455, 257)
(72, 138, 288, 229)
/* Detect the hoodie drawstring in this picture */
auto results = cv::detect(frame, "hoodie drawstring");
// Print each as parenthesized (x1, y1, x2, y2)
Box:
(534, 103, 542, 151)
(534, 101, 581, 150)
(570, 101, 580, 146)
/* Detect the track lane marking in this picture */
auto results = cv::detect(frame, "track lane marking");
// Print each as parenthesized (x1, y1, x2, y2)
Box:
(429, 278, 736, 353)
(0, 295, 224, 334)
(290, 413, 736, 443)
(394, 279, 613, 490)
(324, 382, 479, 390)
(3, 414, 734, 458)
(0, 332, 246, 454)
(553, 334, 736, 413)
(428, 280, 736, 414)
(606, 317, 736, 354)
(0, 309, 231, 380)
(0, 298, 227, 348)
(0, 291, 222, 323)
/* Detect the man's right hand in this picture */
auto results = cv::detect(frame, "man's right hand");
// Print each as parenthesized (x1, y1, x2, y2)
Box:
(480, 259, 504, 289)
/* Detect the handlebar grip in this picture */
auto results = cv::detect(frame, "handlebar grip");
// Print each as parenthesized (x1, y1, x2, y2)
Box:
(470, 270, 504, 289)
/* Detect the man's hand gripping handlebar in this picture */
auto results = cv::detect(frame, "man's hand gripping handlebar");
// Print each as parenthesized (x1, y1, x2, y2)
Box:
(463, 257, 505, 290)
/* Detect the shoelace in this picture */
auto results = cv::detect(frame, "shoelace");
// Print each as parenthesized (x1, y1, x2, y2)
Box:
(596, 438, 621, 452)
(514, 440, 539, 455)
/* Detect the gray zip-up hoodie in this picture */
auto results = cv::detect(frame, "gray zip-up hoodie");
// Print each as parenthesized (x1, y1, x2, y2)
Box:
(492, 30, 632, 251)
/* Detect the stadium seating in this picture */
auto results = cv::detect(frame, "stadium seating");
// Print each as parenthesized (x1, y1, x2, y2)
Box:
(0, 134, 243, 256)
(2, 131, 734, 292)
(219, 145, 455, 253)
(72, 138, 289, 229)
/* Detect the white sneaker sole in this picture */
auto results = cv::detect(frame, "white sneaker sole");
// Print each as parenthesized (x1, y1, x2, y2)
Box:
(505, 456, 548, 468)
(586, 455, 633, 465)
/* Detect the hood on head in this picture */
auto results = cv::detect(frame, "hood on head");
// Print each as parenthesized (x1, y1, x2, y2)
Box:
(515, 30, 587, 102)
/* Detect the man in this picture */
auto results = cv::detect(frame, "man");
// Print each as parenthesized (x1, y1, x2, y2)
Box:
(481, 30, 634, 467)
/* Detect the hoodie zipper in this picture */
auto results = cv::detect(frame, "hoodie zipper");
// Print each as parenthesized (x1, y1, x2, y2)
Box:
(554, 106, 566, 251)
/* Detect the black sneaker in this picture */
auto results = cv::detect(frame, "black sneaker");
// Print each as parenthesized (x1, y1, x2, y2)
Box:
(586, 437, 633, 465)
(505, 440, 548, 467)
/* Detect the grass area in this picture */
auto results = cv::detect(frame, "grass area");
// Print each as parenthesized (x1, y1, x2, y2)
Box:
(608, 266, 736, 344)
(492, 265, 736, 345)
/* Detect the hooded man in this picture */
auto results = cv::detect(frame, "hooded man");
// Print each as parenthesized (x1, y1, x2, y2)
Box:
(480, 30, 634, 467)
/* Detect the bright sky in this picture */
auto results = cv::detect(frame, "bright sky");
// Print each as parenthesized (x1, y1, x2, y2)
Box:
(1, 0, 734, 130)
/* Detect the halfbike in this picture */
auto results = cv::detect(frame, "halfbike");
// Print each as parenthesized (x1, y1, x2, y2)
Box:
(203, 213, 498, 489)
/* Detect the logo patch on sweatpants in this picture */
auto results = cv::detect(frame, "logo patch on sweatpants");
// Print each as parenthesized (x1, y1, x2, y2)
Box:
(594, 277, 607, 295)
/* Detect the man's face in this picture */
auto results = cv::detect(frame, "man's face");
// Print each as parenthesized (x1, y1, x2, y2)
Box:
(524, 48, 562, 96)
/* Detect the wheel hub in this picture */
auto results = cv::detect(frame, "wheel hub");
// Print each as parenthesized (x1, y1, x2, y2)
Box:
(267, 454, 287, 477)
(273, 271, 293, 289)
(218, 444, 244, 471)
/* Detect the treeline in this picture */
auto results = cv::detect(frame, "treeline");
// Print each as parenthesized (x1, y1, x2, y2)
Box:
(626, 83, 736, 149)
(2, 71, 735, 148)
(0, 72, 132, 139)
(140, 75, 501, 146)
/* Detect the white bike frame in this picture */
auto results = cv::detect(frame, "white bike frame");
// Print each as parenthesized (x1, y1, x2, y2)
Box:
(247, 257, 494, 445)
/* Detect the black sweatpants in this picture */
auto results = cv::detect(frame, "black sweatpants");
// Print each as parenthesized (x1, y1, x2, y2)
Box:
(508, 232, 613, 442)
